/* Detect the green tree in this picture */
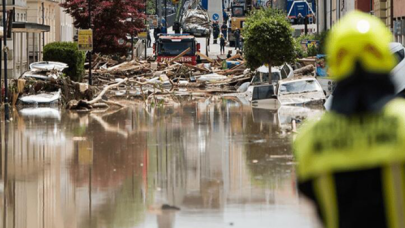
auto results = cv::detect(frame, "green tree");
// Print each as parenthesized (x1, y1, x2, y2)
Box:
(243, 9, 295, 78)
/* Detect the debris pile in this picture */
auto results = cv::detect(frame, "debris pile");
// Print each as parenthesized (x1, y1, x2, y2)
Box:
(10, 54, 331, 112)
(10, 61, 94, 107)
(89, 53, 251, 88)
(182, 8, 211, 37)
(12, 53, 253, 111)
(295, 58, 316, 76)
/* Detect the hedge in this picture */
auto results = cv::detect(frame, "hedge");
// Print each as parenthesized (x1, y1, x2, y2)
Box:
(43, 42, 85, 82)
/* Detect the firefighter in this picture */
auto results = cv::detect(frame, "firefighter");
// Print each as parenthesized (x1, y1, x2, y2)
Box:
(213, 21, 220, 44)
(297, 13, 304, 25)
(221, 22, 228, 40)
(147, 27, 152, 48)
(234, 28, 241, 50)
(173, 21, 181, 34)
(153, 26, 161, 43)
(220, 34, 226, 55)
(294, 11, 405, 228)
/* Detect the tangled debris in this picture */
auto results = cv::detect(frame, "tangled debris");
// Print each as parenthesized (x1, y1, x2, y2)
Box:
(11, 53, 321, 112)
(11, 53, 253, 111)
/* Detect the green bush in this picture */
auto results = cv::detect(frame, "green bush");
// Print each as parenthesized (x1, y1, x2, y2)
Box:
(314, 30, 329, 54)
(307, 44, 318, 57)
(43, 42, 85, 82)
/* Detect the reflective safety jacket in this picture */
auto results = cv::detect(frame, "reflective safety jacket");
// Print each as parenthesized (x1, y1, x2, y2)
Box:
(294, 99, 405, 228)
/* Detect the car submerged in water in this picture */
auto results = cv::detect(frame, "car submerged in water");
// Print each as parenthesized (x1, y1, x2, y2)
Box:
(227, 64, 326, 108)
(247, 77, 326, 109)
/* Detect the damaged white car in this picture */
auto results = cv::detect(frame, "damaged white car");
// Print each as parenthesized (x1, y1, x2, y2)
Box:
(246, 77, 326, 108)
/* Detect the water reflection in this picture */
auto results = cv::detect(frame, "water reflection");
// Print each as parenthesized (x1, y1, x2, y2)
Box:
(0, 101, 322, 228)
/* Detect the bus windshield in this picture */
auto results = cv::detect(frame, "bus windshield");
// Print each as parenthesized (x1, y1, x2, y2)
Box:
(232, 6, 245, 17)
(158, 40, 194, 56)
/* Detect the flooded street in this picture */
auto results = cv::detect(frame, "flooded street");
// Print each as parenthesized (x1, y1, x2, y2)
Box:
(0, 99, 321, 228)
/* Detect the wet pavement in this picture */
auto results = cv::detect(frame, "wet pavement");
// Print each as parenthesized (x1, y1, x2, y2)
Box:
(0, 99, 322, 228)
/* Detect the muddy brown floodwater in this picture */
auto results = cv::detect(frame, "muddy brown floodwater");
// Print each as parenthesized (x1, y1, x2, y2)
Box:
(0, 99, 322, 228)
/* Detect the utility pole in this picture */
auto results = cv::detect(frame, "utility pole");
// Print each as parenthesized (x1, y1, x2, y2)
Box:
(2, 0, 9, 113)
(131, 17, 134, 60)
(158, 0, 162, 27)
(88, 0, 92, 85)
(155, 0, 158, 19)
(164, 0, 167, 31)
(0, 36, 2, 103)
(42, 2, 44, 57)
(145, 0, 147, 59)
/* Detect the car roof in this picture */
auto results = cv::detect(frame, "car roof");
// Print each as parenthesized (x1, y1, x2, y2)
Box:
(256, 65, 281, 73)
(159, 35, 195, 40)
(279, 76, 316, 83)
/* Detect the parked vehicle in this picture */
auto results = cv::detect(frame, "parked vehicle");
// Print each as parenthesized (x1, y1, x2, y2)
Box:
(287, 0, 317, 34)
(228, 5, 249, 46)
(247, 77, 325, 107)
(287, 0, 316, 24)
(252, 64, 294, 85)
(182, 8, 211, 37)
(154, 34, 201, 65)
(390, 42, 405, 94)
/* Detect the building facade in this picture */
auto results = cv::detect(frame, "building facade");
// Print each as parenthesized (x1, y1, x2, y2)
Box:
(317, 0, 355, 32)
(317, 0, 404, 45)
(393, 0, 405, 45)
(0, 0, 74, 80)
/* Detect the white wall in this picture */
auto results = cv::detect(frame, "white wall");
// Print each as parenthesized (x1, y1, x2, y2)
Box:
(58, 6, 74, 42)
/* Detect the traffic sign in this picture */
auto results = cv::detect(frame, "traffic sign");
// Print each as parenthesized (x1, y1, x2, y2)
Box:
(78, 29, 93, 51)
(138, 32, 147, 39)
(212, 13, 219, 21)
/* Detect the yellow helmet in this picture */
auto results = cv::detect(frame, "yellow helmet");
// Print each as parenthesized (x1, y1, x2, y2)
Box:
(326, 11, 395, 81)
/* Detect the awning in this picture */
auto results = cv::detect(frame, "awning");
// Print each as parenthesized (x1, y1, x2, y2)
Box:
(12, 22, 50, 33)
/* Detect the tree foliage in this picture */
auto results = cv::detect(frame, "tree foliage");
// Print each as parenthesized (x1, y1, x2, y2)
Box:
(146, 0, 156, 15)
(243, 8, 295, 70)
(43, 42, 85, 81)
(61, 0, 146, 55)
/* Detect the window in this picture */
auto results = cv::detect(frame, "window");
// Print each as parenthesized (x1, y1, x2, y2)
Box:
(279, 80, 322, 95)
(394, 49, 405, 64)
(281, 64, 291, 79)
(271, 72, 281, 83)
(158, 40, 194, 56)
(280, 66, 288, 79)
(252, 85, 275, 100)
(231, 6, 244, 17)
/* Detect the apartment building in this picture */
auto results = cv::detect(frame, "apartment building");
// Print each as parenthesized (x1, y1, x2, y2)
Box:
(0, 0, 74, 79)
